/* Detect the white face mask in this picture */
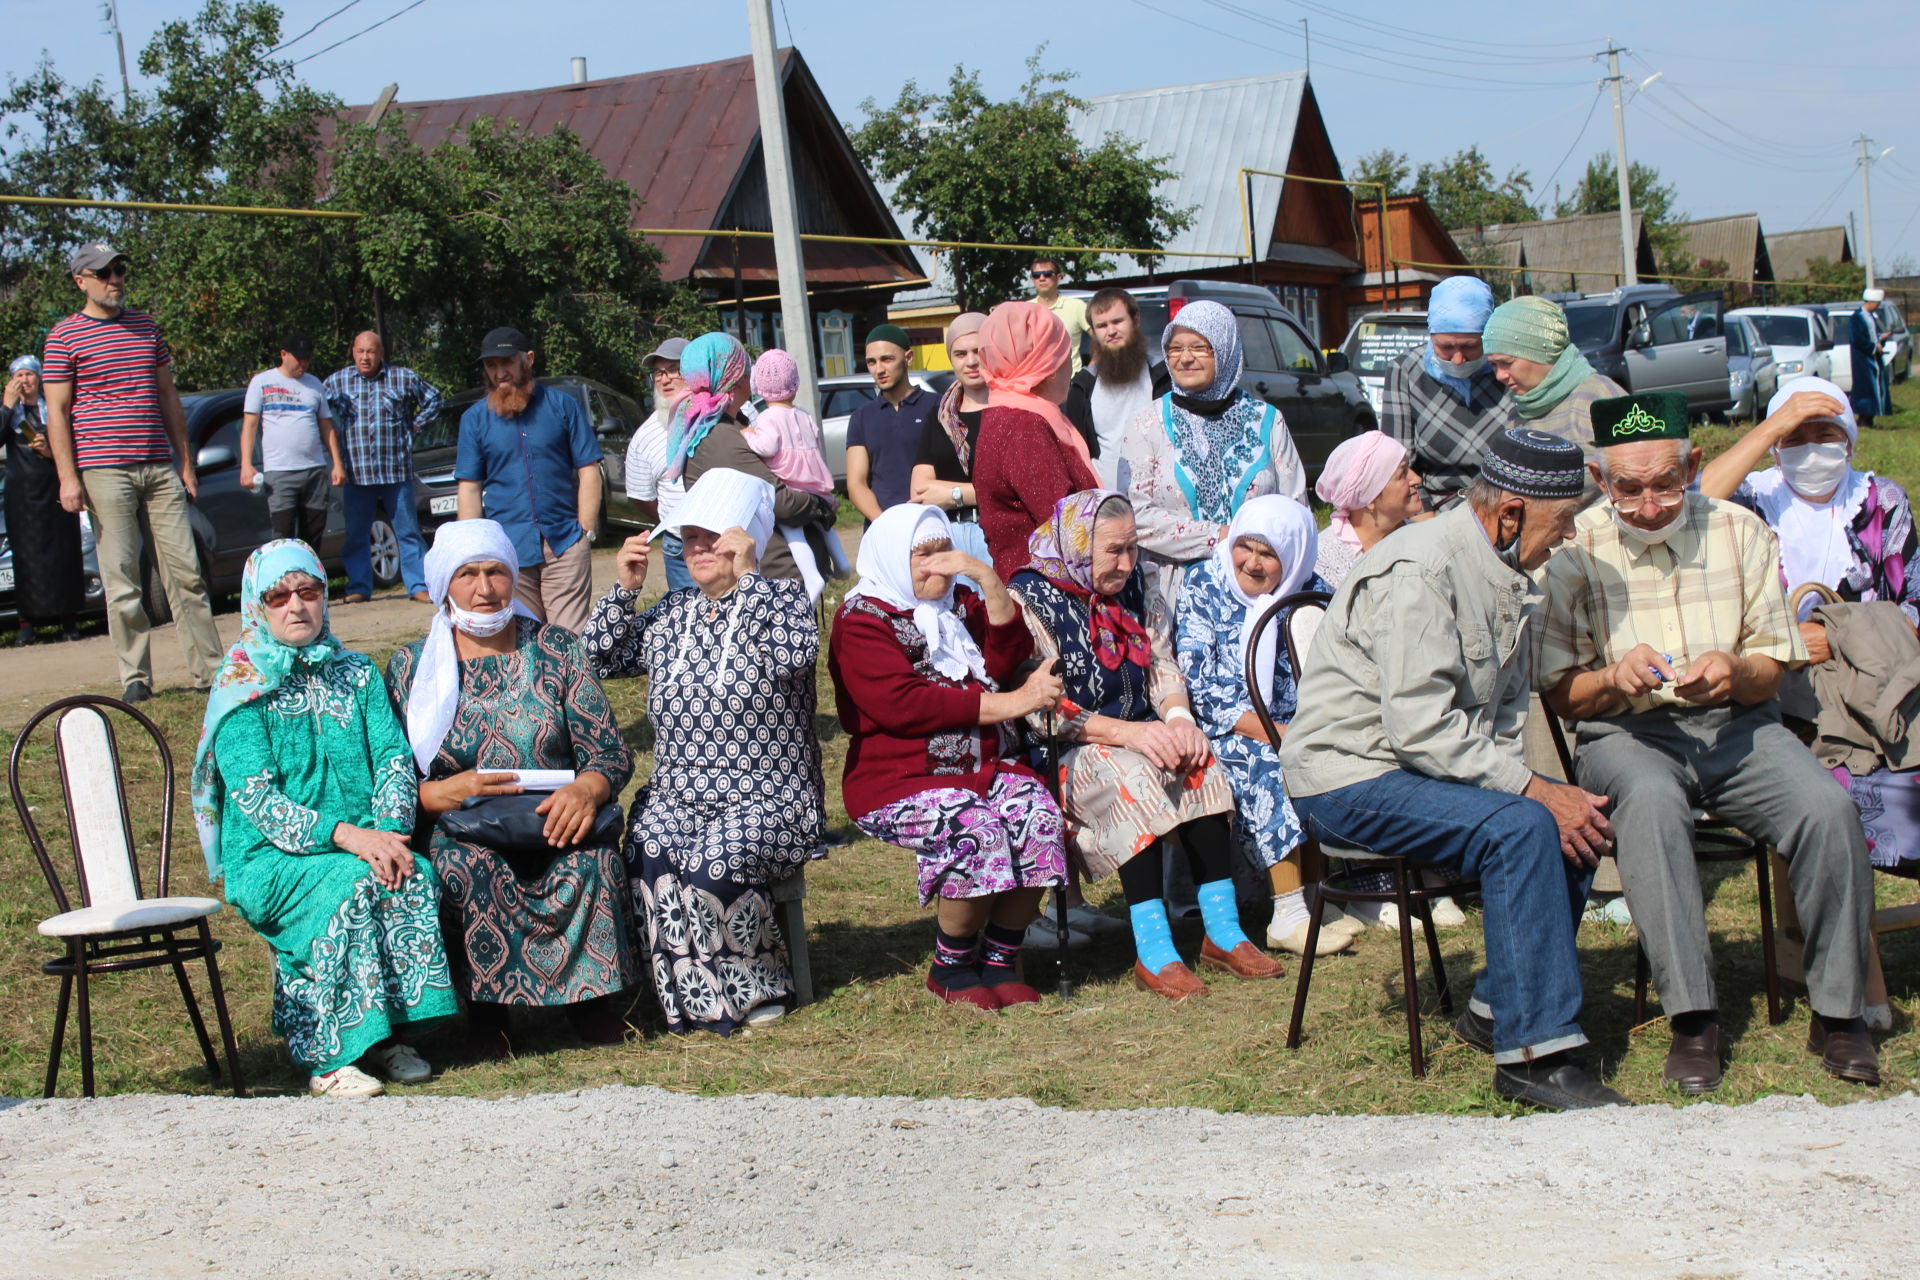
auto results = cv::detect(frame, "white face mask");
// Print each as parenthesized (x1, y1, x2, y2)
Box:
(1444, 354, 1488, 378)
(1776, 441, 1852, 500)
(1610, 497, 1690, 546)
(450, 602, 515, 637)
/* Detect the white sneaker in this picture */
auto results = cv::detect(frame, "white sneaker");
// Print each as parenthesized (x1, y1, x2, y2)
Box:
(1425, 895, 1468, 928)
(1267, 917, 1356, 956)
(744, 1003, 787, 1026)
(1319, 903, 1366, 939)
(1347, 901, 1423, 934)
(363, 1041, 431, 1084)
(310, 1064, 385, 1098)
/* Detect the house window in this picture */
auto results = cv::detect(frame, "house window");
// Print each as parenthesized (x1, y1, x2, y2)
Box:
(818, 311, 853, 377)
(770, 310, 786, 352)
(1272, 286, 1322, 346)
(721, 310, 765, 349)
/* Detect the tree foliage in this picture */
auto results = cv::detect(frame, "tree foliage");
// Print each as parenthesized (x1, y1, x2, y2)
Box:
(1413, 147, 1538, 230)
(1556, 152, 1691, 280)
(850, 52, 1192, 312)
(1773, 256, 1867, 304)
(1351, 148, 1413, 199)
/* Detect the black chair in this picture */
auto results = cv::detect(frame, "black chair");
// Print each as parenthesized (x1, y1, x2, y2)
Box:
(1248, 591, 1478, 1079)
(10, 695, 247, 1098)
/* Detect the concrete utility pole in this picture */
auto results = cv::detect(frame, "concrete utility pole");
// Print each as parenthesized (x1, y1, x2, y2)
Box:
(104, 0, 133, 113)
(747, 0, 818, 417)
(1858, 134, 1878, 290)
(1599, 41, 1637, 287)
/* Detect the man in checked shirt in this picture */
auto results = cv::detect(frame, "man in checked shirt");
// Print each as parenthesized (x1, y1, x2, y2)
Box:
(324, 330, 443, 603)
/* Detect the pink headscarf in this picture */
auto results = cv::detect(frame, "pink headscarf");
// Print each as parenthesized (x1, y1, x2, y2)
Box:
(979, 301, 1093, 471)
(1315, 431, 1408, 548)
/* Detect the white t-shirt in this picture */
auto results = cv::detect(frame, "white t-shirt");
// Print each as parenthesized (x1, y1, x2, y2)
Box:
(623, 408, 685, 523)
(1088, 365, 1154, 488)
(244, 368, 331, 472)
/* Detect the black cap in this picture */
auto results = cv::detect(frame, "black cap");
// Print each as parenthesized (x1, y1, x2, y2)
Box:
(279, 331, 314, 359)
(1479, 428, 1587, 500)
(478, 326, 531, 360)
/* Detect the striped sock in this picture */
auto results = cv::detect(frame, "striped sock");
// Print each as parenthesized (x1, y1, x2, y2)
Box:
(931, 929, 983, 990)
(979, 923, 1024, 984)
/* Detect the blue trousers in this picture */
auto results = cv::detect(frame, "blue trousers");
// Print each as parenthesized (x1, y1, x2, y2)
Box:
(1292, 768, 1593, 1062)
(659, 532, 694, 592)
(342, 480, 427, 598)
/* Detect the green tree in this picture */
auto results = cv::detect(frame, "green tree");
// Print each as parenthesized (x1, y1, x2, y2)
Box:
(1414, 147, 1537, 230)
(1555, 152, 1690, 280)
(1352, 148, 1413, 198)
(850, 52, 1193, 312)
(1774, 256, 1866, 304)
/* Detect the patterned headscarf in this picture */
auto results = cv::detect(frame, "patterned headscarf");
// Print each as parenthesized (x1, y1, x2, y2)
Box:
(936, 311, 989, 470)
(1162, 300, 1245, 403)
(664, 331, 751, 480)
(1026, 489, 1152, 671)
(191, 540, 338, 879)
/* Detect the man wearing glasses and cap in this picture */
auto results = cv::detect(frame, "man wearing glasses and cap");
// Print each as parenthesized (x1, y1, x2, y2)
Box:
(621, 336, 693, 590)
(1537, 392, 1879, 1095)
(42, 240, 222, 703)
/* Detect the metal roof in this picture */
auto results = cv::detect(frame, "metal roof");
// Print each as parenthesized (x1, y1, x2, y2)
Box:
(1765, 226, 1853, 282)
(1452, 212, 1653, 294)
(1672, 214, 1772, 283)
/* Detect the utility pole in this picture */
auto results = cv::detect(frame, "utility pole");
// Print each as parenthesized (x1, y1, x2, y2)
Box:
(1857, 134, 1878, 290)
(1300, 19, 1309, 78)
(104, 0, 133, 113)
(747, 0, 818, 417)
(1598, 41, 1637, 287)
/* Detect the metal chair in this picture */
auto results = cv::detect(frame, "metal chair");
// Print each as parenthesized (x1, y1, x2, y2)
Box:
(10, 695, 247, 1097)
(1248, 591, 1477, 1079)
(770, 866, 813, 1007)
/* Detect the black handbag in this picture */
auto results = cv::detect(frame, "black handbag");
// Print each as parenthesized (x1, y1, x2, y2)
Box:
(437, 793, 623, 854)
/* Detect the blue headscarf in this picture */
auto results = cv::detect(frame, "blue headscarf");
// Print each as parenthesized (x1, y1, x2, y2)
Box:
(190, 540, 338, 879)
(1423, 276, 1496, 404)
(10, 354, 41, 376)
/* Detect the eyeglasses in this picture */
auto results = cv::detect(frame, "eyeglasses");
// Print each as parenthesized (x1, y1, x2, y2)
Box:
(84, 265, 129, 281)
(1165, 342, 1214, 360)
(1029, 270, 1058, 280)
(1604, 481, 1687, 510)
(261, 584, 325, 608)
(650, 366, 682, 379)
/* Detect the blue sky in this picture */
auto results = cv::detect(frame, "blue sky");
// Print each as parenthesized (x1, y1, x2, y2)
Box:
(9, 0, 1917, 273)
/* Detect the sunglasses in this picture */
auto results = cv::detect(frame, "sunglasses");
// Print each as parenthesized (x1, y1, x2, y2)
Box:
(261, 584, 325, 608)
(1030, 270, 1058, 280)
(84, 264, 129, 281)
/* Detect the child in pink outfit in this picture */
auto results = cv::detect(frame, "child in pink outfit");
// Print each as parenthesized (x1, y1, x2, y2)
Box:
(746, 349, 846, 599)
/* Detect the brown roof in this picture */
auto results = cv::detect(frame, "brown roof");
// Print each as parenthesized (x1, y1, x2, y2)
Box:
(1766, 226, 1854, 282)
(1672, 214, 1772, 284)
(1452, 211, 1655, 293)
(346, 50, 919, 288)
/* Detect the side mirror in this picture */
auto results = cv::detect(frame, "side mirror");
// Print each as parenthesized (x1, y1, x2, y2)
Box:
(1753, 345, 1773, 361)
(197, 443, 236, 471)
(1627, 323, 1651, 349)
(1324, 352, 1351, 374)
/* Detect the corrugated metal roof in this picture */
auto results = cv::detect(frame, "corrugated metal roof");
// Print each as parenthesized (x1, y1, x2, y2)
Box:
(1453, 212, 1651, 293)
(1070, 71, 1308, 276)
(1673, 214, 1770, 283)
(1766, 226, 1853, 281)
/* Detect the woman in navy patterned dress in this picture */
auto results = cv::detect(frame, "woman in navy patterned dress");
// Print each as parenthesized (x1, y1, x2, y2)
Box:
(582, 469, 825, 1035)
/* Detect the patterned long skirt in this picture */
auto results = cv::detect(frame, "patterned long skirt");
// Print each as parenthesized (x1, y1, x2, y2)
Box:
(855, 771, 1067, 904)
(624, 787, 817, 1036)
(427, 835, 639, 1005)
(1057, 742, 1236, 881)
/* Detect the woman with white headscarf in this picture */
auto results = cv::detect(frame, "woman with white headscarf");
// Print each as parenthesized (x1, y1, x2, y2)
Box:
(1312, 430, 1426, 586)
(828, 504, 1068, 1010)
(581, 469, 824, 1035)
(1117, 299, 1306, 619)
(1173, 495, 1352, 956)
(384, 518, 636, 1059)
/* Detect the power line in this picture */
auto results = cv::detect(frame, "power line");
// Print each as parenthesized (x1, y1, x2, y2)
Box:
(291, 0, 428, 66)
(268, 0, 367, 56)
(1626, 53, 1830, 160)
(1538, 85, 1607, 205)
(1198, 0, 1590, 85)
(1272, 0, 1595, 58)
(1796, 169, 1856, 231)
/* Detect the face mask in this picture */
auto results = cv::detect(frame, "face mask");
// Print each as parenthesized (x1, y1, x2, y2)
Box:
(1443, 354, 1488, 378)
(1610, 497, 1690, 546)
(450, 602, 515, 637)
(1776, 441, 1851, 499)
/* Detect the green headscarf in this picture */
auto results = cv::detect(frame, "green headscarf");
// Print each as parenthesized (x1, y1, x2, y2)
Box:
(1484, 296, 1596, 419)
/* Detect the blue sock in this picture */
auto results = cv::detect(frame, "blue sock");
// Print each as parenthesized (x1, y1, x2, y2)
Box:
(1197, 878, 1251, 951)
(1128, 899, 1182, 975)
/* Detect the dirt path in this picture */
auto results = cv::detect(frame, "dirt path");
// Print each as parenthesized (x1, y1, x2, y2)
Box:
(1, 1086, 1913, 1278)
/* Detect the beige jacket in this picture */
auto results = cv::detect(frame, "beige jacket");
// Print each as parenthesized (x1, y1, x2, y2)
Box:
(1280, 502, 1537, 799)
(1807, 601, 1920, 774)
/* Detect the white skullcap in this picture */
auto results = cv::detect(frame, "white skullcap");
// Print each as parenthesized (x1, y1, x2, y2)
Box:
(652, 467, 776, 559)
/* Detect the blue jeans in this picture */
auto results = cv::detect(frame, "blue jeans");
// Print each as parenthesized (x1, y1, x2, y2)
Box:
(1293, 769, 1593, 1062)
(342, 480, 427, 598)
(660, 531, 694, 592)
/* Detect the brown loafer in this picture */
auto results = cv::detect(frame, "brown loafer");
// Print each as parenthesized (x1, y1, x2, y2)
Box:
(341, 593, 370, 605)
(1808, 1018, 1881, 1086)
(1198, 936, 1285, 980)
(1662, 1023, 1723, 1094)
(410, 590, 432, 603)
(1132, 959, 1210, 1000)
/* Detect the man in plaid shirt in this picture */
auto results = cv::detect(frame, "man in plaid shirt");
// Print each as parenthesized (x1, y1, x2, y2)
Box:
(324, 330, 443, 602)
(1381, 276, 1514, 511)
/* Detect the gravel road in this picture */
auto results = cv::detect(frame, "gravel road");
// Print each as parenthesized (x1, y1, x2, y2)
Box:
(3, 1087, 1914, 1278)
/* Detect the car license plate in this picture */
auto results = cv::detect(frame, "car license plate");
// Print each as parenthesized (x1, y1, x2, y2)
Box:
(0, 567, 12, 591)
(430, 495, 458, 515)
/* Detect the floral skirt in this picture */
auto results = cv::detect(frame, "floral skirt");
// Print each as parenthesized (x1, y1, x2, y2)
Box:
(1058, 742, 1236, 881)
(1213, 733, 1306, 871)
(1837, 764, 1920, 869)
(855, 771, 1067, 904)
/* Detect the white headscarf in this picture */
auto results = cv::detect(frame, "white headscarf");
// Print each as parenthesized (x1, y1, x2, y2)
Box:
(845, 504, 989, 683)
(1213, 495, 1318, 704)
(651, 466, 775, 560)
(406, 518, 539, 773)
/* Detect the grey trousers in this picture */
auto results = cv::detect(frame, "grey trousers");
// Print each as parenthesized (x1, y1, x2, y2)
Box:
(1574, 704, 1869, 1020)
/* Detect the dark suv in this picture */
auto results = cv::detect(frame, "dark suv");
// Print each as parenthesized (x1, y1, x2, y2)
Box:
(1562, 285, 1732, 415)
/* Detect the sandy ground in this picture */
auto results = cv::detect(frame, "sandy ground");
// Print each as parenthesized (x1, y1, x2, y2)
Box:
(1, 1086, 1915, 1278)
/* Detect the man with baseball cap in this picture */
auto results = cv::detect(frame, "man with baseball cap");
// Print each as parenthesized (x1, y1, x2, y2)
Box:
(324, 328, 443, 604)
(455, 326, 602, 631)
(1282, 428, 1626, 1110)
(42, 240, 221, 702)
(622, 335, 693, 590)
(242, 331, 343, 553)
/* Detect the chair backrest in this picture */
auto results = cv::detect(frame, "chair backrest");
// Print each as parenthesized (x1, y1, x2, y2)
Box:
(1243, 589, 1334, 745)
(10, 695, 175, 914)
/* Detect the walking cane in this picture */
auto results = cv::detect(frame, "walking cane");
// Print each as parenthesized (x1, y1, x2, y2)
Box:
(1040, 658, 1074, 1001)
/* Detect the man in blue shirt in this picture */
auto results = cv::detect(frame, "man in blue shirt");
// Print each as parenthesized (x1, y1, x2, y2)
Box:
(324, 330, 442, 604)
(845, 323, 933, 521)
(455, 327, 602, 631)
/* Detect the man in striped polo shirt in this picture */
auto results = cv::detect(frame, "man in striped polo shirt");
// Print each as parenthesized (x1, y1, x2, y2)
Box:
(43, 241, 221, 702)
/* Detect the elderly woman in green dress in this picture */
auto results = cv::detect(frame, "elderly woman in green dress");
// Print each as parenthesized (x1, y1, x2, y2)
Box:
(193, 539, 457, 1098)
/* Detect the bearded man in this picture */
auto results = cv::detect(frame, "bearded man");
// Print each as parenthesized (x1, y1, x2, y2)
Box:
(1063, 288, 1170, 487)
(454, 326, 603, 630)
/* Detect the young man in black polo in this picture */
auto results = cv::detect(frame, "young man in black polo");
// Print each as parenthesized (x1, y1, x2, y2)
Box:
(845, 323, 934, 522)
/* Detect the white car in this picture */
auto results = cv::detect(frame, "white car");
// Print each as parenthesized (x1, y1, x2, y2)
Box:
(1726, 307, 1830, 387)
(788, 372, 948, 487)
(1337, 311, 1430, 414)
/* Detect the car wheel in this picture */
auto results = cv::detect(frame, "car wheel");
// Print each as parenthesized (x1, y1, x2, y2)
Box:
(139, 542, 217, 624)
(368, 517, 402, 588)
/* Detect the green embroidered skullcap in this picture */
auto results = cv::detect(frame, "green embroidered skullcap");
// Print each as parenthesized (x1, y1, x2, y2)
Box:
(1592, 391, 1690, 447)
(1481, 296, 1570, 365)
(864, 323, 911, 352)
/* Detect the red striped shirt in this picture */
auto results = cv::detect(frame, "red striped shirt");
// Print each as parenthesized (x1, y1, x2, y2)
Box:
(41, 309, 176, 470)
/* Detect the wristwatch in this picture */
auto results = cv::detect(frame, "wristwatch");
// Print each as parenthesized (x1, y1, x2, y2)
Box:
(950, 485, 963, 509)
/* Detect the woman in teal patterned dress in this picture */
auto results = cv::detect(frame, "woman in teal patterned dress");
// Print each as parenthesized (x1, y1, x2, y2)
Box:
(385, 519, 637, 1058)
(192, 540, 457, 1098)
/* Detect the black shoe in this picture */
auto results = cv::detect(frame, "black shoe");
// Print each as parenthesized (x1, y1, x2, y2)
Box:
(122, 680, 152, 704)
(1807, 1017, 1881, 1086)
(1453, 1007, 1496, 1055)
(1494, 1054, 1630, 1111)
(1663, 1019, 1723, 1095)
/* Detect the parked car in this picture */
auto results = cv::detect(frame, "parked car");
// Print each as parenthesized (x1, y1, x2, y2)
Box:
(1337, 311, 1430, 414)
(0, 472, 106, 624)
(803, 371, 949, 487)
(412, 376, 655, 537)
(1812, 300, 1912, 390)
(1727, 306, 1830, 385)
(1723, 314, 1780, 421)
(1562, 285, 1733, 415)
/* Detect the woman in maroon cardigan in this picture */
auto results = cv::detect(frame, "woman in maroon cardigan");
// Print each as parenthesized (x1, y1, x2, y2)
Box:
(973, 300, 1100, 582)
(829, 503, 1068, 1010)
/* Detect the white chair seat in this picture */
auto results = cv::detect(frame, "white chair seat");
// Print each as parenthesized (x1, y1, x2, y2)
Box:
(1322, 843, 1392, 862)
(38, 896, 222, 938)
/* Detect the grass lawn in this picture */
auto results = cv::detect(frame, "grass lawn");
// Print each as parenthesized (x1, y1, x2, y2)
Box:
(5, 381, 1919, 1113)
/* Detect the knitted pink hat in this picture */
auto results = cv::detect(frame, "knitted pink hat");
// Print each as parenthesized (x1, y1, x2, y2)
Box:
(751, 348, 799, 401)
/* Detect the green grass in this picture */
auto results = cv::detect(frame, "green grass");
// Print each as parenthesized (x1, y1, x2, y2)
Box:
(5, 383, 1920, 1112)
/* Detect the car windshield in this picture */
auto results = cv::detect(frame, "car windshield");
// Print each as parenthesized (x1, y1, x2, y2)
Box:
(1563, 303, 1619, 350)
(1343, 319, 1428, 375)
(1745, 314, 1815, 348)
